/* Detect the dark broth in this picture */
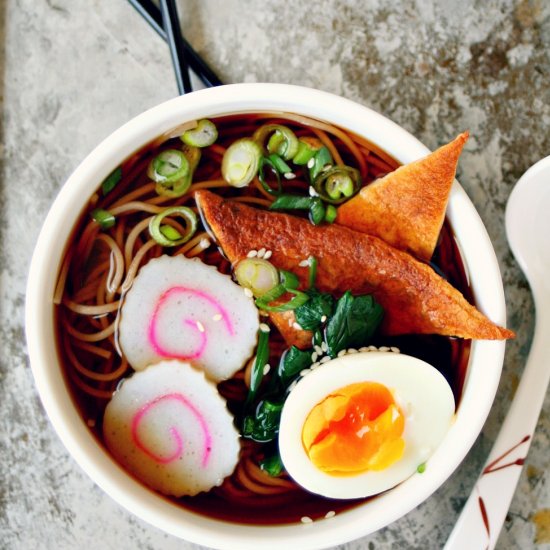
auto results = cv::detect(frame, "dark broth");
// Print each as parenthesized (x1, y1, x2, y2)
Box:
(55, 113, 472, 525)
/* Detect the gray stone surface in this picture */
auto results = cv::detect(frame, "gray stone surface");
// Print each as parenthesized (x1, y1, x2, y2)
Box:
(1, 0, 549, 548)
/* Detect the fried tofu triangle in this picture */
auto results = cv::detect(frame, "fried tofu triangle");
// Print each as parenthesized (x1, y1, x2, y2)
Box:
(196, 190, 513, 340)
(337, 132, 469, 262)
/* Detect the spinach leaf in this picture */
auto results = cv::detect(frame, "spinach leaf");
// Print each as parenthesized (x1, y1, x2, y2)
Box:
(294, 290, 334, 330)
(259, 452, 284, 477)
(324, 291, 384, 357)
(277, 346, 312, 387)
(101, 167, 122, 196)
(242, 399, 284, 442)
(245, 329, 270, 407)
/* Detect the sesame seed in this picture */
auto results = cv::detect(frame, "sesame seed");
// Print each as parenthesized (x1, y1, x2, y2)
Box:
(288, 380, 298, 392)
(243, 288, 254, 298)
(212, 314, 223, 321)
(325, 511, 336, 519)
(292, 322, 302, 330)
(259, 323, 270, 333)
(322, 164, 333, 172)
(347, 348, 358, 354)
(314, 345, 323, 355)
(299, 369, 310, 377)
(298, 259, 310, 267)
(309, 185, 319, 197)
(320, 315, 327, 323)
(359, 346, 368, 352)
(368, 345, 378, 351)
(284, 172, 296, 180)
(310, 361, 320, 369)
(321, 341, 328, 352)
(196, 321, 205, 333)
(320, 356, 331, 364)
(391, 346, 401, 353)
(379, 346, 390, 352)
(311, 352, 318, 363)
(264, 250, 272, 259)
(337, 349, 347, 357)
(200, 238, 210, 248)
(263, 364, 271, 375)
(257, 247, 266, 258)
(307, 158, 315, 169)
(301, 516, 313, 524)
(287, 318, 293, 327)
(247, 249, 258, 258)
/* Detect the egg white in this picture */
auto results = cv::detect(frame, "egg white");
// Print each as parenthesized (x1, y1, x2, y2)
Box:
(278, 352, 455, 499)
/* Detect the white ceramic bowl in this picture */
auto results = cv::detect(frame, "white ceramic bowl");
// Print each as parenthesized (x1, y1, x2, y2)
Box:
(25, 83, 507, 550)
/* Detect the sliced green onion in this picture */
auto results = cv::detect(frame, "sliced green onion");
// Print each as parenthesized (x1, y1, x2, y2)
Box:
(255, 287, 309, 312)
(417, 463, 426, 474)
(159, 225, 182, 241)
(267, 154, 292, 174)
(309, 146, 333, 181)
(307, 256, 318, 289)
(253, 124, 299, 160)
(234, 258, 279, 297)
(279, 269, 300, 290)
(313, 166, 361, 204)
(101, 167, 122, 196)
(309, 197, 326, 225)
(258, 156, 283, 196)
(325, 204, 337, 223)
(91, 208, 115, 230)
(149, 206, 197, 247)
(147, 149, 189, 184)
(222, 138, 262, 187)
(181, 119, 218, 147)
(154, 145, 200, 198)
(293, 137, 322, 165)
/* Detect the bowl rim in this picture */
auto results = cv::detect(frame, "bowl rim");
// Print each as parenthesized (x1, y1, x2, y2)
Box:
(25, 82, 507, 550)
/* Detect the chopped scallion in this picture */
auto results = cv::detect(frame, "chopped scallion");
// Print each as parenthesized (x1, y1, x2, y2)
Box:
(267, 154, 292, 174)
(270, 194, 312, 210)
(253, 124, 299, 160)
(325, 204, 337, 223)
(255, 287, 309, 312)
(246, 328, 270, 406)
(234, 258, 279, 297)
(147, 149, 189, 184)
(91, 208, 115, 230)
(293, 138, 322, 165)
(309, 146, 333, 181)
(222, 139, 262, 187)
(313, 166, 361, 204)
(258, 156, 283, 195)
(101, 167, 122, 196)
(149, 206, 197, 247)
(181, 119, 218, 148)
(307, 256, 318, 289)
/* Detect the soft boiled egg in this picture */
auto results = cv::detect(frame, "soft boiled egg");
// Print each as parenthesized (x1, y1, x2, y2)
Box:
(278, 351, 455, 499)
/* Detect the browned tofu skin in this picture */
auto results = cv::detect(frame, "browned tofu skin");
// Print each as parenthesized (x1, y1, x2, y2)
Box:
(269, 310, 313, 350)
(196, 190, 513, 340)
(337, 132, 469, 262)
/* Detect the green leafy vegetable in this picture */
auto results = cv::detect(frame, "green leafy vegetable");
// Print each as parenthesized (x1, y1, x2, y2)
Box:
(260, 452, 284, 477)
(294, 290, 334, 331)
(277, 346, 312, 387)
(324, 291, 384, 357)
(242, 399, 284, 442)
(101, 167, 122, 196)
(246, 328, 270, 406)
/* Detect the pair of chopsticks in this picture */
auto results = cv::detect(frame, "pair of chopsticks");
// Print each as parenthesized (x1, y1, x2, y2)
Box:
(128, 0, 223, 94)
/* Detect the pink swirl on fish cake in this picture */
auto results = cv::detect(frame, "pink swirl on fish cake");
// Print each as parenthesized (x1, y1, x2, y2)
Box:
(131, 392, 212, 467)
(148, 286, 234, 360)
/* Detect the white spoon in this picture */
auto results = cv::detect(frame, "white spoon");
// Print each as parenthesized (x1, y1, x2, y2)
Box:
(444, 156, 550, 550)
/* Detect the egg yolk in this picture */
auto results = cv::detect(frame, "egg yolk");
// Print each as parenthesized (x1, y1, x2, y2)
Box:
(301, 382, 405, 475)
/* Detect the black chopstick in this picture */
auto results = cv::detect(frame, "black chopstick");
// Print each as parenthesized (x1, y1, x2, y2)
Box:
(127, 0, 223, 89)
(159, 0, 192, 95)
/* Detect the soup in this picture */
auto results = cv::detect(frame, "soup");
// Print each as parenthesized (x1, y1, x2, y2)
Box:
(54, 113, 473, 524)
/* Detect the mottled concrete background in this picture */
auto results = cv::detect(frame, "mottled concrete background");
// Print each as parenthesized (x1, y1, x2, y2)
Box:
(1, 0, 549, 548)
